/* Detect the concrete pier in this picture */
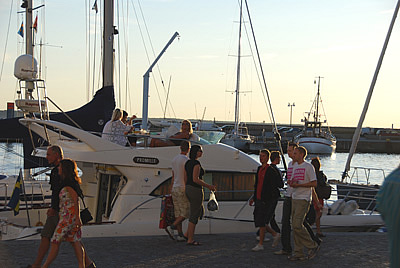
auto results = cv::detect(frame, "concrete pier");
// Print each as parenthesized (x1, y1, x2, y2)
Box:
(0, 232, 389, 267)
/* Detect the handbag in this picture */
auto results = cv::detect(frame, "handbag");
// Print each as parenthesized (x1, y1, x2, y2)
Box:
(80, 197, 93, 224)
(159, 195, 175, 229)
(207, 191, 219, 211)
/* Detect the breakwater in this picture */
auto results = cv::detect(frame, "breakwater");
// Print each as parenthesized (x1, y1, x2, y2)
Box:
(213, 121, 400, 154)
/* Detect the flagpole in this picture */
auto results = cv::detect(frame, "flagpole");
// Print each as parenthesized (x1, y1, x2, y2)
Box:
(20, 169, 31, 227)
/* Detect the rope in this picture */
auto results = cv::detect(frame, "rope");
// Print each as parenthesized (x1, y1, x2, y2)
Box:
(0, 0, 14, 83)
(243, 0, 287, 170)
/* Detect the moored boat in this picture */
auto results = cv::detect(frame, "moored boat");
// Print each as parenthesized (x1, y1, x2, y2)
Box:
(294, 77, 336, 155)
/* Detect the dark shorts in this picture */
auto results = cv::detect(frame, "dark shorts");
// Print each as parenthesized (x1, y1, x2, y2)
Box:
(253, 199, 278, 228)
(41, 215, 59, 238)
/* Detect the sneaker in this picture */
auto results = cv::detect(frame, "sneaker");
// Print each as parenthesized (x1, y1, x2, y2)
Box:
(288, 255, 306, 261)
(272, 233, 281, 248)
(176, 235, 186, 242)
(251, 244, 264, 252)
(274, 249, 291, 255)
(307, 245, 320, 260)
(165, 226, 176, 240)
(256, 236, 270, 242)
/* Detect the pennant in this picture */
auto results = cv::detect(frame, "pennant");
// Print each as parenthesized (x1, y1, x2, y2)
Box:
(7, 170, 23, 216)
(18, 22, 24, 38)
(92, 0, 98, 13)
(33, 16, 38, 33)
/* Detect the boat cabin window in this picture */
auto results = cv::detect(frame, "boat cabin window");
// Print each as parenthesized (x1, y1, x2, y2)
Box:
(150, 172, 255, 201)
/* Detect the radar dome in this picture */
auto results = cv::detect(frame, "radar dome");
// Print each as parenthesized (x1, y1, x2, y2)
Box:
(14, 54, 38, 80)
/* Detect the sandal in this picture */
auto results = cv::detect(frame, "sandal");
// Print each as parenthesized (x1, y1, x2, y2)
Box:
(187, 240, 201, 246)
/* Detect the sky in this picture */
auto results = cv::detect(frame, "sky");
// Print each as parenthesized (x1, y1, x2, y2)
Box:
(0, 0, 399, 128)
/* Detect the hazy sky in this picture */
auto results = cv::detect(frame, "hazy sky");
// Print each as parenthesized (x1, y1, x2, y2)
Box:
(0, 0, 399, 128)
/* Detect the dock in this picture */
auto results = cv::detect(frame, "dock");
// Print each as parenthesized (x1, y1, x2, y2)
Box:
(0, 232, 389, 267)
(211, 121, 400, 154)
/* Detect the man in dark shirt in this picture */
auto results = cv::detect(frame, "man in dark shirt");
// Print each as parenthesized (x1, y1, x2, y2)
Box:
(28, 145, 95, 268)
(251, 149, 284, 251)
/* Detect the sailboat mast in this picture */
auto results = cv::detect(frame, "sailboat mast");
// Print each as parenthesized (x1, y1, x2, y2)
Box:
(315, 77, 320, 124)
(24, 0, 34, 100)
(234, 0, 243, 137)
(103, 0, 114, 87)
(342, 0, 400, 181)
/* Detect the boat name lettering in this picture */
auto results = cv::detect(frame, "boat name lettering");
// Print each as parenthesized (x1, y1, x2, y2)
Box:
(133, 157, 159, 165)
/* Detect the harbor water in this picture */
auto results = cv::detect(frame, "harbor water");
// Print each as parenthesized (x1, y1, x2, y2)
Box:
(250, 153, 399, 186)
(1, 142, 400, 185)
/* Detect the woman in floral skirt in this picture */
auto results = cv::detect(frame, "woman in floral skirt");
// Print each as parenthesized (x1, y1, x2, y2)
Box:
(42, 159, 84, 268)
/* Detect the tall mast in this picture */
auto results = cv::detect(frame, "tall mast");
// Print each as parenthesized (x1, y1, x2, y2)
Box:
(103, 0, 114, 87)
(342, 0, 400, 181)
(234, 0, 243, 137)
(315, 76, 320, 124)
(25, 0, 34, 99)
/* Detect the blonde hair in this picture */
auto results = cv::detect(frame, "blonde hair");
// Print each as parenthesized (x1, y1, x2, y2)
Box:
(181, 120, 193, 134)
(111, 108, 123, 121)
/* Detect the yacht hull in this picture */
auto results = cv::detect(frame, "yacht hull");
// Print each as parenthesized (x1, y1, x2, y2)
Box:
(297, 137, 336, 154)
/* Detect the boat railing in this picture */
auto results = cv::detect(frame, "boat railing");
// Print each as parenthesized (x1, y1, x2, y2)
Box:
(0, 181, 50, 210)
(0, 183, 9, 209)
(347, 166, 385, 185)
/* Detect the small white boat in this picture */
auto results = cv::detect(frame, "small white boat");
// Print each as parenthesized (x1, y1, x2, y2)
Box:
(220, 125, 253, 152)
(294, 77, 336, 155)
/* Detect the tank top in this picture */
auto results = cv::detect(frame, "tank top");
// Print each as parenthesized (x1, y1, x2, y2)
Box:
(185, 159, 205, 189)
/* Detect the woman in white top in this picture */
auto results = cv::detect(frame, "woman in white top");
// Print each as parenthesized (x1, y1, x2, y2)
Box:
(102, 108, 133, 146)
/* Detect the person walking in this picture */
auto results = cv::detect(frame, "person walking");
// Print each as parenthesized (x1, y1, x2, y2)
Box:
(250, 149, 283, 252)
(168, 140, 191, 241)
(274, 142, 298, 256)
(42, 159, 85, 268)
(311, 157, 327, 238)
(184, 145, 216, 245)
(376, 165, 400, 268)
(288, 146, 319, 261)
(27, 146, 95, 268)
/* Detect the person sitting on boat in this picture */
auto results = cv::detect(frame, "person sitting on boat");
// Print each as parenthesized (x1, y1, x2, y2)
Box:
(311, 157, 326, 238)
(122, 110, 138, 146)
(102, 108, 134, 146)
(150, 119, 199, 147)
(250, 149, 283, 252)
(121, 110, 137, 126)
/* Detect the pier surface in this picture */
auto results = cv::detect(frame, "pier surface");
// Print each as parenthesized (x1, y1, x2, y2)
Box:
(0, 232, 389, 267)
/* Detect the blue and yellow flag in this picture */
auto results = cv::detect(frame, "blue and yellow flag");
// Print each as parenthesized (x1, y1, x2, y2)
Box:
(18, 22, 24, 38)
(7, 170, 22, 216)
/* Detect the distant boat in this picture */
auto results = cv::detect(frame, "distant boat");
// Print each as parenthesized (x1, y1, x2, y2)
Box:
(219, 3, 253, 152)
(294, 77, 336, 155)
(220, 124, 253, 152)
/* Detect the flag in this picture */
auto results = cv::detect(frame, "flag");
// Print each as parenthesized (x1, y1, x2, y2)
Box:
(18, 22, 24, 38)
(7, 170, 23, 216)
(33, 16, 38, 33)
(92, 0, 98, 13)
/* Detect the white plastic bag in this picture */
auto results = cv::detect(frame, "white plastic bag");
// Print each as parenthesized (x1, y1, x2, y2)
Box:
(207, 191, 219, 211)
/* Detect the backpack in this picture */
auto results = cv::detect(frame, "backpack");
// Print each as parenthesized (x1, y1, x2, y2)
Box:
(315, 171, 331, 200)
